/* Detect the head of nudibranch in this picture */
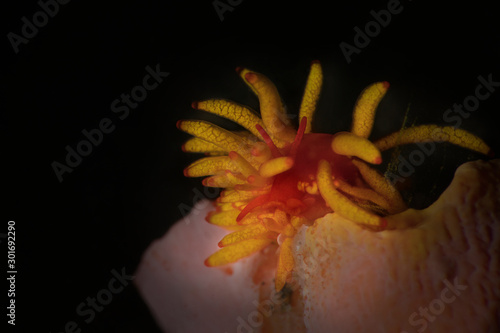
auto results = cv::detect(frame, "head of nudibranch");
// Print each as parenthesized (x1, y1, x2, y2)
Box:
(177, 60, 492, 291)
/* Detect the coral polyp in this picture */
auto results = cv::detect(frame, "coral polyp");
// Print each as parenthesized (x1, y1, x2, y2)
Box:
(177, 61, 491, 291)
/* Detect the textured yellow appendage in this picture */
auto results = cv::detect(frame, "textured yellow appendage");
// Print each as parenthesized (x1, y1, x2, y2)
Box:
(205, 238, 273, 267)
(317, 160, 386, 228)
(177, 120, 254, 161)
(299, 60, 323, 134)
(259, 157, 295, 178)
(351, 159, 407, 214)
(275, 237, 295, 291)
(182, 137, 226, 154)
(239, 69, 296, 146)
(218, 224, 275, 247)
(331, 132, 382, 164)
(184, 156, 237, 177)
(194, 99, 264, 138)
(351, 81, 390, 138)
(374, 124, 492, 155)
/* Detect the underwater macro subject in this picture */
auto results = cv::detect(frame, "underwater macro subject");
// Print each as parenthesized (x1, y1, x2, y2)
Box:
(136, 61, 499, 332)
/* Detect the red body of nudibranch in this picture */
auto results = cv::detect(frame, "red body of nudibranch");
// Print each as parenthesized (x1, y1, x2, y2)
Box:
(239, 122, 362, 225)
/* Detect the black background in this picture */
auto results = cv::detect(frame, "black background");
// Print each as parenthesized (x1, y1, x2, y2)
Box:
(3, 0, 500, 332)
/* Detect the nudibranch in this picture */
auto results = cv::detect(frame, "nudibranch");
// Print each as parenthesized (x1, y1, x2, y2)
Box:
(177, 61, 491, 291)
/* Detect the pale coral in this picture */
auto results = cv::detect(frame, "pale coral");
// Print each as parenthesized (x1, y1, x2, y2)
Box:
(136, 159, 500, 333)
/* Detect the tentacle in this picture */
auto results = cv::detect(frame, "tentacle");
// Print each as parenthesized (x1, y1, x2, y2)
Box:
(218, 224, 276, 247)
(218, 188, 267, 203)
(333, 178, 390, 211)
(204, 238, 273, 267)
(261, 217, 286, 234)
(193, 99, 264, 138)
(206, 209, 243, 230)
(202, 171, 246, 188)
(237, 68, 296, 146)
(291, 215, 309, 229)
(373, 124, 492, 155)
(351, 159, 407, 214)
(317, 160, 386, 228)
(259, 156, 294, 178)
(351, 81, 390, 138)
(236, 67, 259, 96)
(290, 117, 308, 156)
(237, 212, 265, 226)
(182, 137, 226, 154)
(228, 151, 259, 178)
(255, 123, 282, 158)
(206, 206, 263, 227)
(331, 132, 382, 164)
(233, 130, 261, 144)
(183, 156, 237, 177)
(213, 202, 237, 212)
(250, 141, 273, 164)
(177, 120, 255, 162)
(275, 237, 294, 291)
(229, 151, 270, 186)
(299, 60, 323, 133)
